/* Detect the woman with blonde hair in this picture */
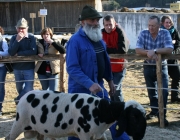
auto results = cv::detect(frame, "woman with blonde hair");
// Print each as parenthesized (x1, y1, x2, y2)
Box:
(35, 27, 65, 91)
(161, 15, 180, 102)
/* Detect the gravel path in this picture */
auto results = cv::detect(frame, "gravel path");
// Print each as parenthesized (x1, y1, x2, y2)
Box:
(1, 116, 180, 140)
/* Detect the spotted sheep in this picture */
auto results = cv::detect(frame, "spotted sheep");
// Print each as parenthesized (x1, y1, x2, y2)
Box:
(6, 90, 146, 140)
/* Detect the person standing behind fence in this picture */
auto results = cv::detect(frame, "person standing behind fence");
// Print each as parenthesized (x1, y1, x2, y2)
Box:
(161, 15, 180, 102)
(0, 26, 9, 116)
(8, 18, 37, 104)
(135, 15, 173, 126)
(66, 5, 130, 140)
(102, 14, 129, 102)
(35, 27, 65, 91)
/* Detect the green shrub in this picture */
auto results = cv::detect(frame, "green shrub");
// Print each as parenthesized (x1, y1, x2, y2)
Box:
(102, 1, 120, 11)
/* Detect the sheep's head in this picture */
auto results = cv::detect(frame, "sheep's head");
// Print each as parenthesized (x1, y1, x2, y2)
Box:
(115, 100, 146, 140)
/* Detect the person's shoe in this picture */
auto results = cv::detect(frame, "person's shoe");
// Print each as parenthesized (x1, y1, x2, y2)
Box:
(146, 112, 157, 120)
(158, 118, 169, 127)
(171, 97, 180, 103)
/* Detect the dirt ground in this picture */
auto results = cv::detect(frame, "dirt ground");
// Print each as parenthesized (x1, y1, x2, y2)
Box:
(1, 59, 180, 140)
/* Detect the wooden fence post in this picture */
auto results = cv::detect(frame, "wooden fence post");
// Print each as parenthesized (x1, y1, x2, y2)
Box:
(30, 13, 36, 34)
(59, 54, 65, 92)
(156, 54, 164, 128)
(38, 11, 45, 30)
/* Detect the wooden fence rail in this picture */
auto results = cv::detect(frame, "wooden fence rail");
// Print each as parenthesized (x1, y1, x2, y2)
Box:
(0, 53, 179, 128)
(0, 54, 65, 92)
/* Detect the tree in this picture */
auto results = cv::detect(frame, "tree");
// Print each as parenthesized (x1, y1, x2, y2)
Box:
(115, 0, 178, 8)
(115, 0, 146, 8)
(102, 0, 120, 11)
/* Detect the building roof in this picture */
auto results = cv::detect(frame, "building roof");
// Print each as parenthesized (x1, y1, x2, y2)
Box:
(0, 0, 25, 2)
(0, 0, 88, 2)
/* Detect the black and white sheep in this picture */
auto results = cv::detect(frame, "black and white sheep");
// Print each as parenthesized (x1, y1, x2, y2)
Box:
(6, 90, 146, 140)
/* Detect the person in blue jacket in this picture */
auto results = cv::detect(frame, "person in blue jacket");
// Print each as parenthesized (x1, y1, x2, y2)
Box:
(8, 18, 37, 104)
(0, 26, 9, 116)
(66, 5, 130, 140)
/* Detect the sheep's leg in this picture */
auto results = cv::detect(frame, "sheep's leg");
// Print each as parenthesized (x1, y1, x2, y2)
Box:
(97, 133, 107, 140)
(6, 122, 23, 140)
(77, 135, 90, 140)
(5, 134, 10, 140)
(37, 134, 56, 140)
(24, 131, 38, 139)
(37, 133, 44, 140)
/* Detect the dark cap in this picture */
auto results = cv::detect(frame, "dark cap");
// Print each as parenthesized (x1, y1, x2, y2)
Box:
(80, 5, 102, 21)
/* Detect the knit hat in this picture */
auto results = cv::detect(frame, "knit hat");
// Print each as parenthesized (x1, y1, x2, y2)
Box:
(16, 18, 28, 28)
(80, 5, 102, 21)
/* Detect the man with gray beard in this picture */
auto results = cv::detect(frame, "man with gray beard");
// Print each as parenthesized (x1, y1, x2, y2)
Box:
(66, 5, 130, 140)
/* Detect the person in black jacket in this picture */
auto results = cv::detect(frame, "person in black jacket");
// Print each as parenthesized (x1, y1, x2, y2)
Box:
(0, 26, 9, 116)
(161, 15, 180, 102)
(102, 14, 129, 102)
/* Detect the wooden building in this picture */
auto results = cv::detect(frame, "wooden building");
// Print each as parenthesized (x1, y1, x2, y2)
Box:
(0, 0, 102, 34)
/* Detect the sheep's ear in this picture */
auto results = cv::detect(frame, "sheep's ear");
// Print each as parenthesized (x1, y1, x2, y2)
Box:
(115, 114, 127, 137)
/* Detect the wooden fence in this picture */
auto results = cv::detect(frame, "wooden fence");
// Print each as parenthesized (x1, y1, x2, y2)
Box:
(1, 53, 180, 128)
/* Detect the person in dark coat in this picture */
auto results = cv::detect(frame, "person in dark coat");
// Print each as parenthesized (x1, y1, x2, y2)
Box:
(8, 18, 37, 104)
(161, 15, 180, 102)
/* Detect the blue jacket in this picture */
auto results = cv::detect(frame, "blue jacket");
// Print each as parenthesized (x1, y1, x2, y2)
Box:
(8, 33, 37, 70)
(66, 27, 113, 95)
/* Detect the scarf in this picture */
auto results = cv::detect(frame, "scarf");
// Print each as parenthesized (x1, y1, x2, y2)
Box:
(161, 25, 175, 34)
(44, 40, 50, 55)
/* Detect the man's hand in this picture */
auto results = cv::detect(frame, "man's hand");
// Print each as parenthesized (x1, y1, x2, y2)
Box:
(147, 50, 158, 61)
(147, 50, 155, 59)
(16, 32, 25, 42)
(38, 54, 43, 57)
(172, 40, 176, 44)
(89, 83, 102, 94)
(108, 80, 116, 96)
(45, 38, 54, 45)
(152, 54, 158, 61)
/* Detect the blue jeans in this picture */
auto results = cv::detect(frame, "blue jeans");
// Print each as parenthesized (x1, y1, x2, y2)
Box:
(0, 65, 7, 111)
(13, 69, 34, 100)
(38, 73, 59, 91)
(167, 59, 180, 99)
(111, 69, 126, 102)
(143, 62, 169, 117)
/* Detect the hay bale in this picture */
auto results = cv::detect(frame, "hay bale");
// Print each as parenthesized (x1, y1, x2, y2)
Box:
(146, 8, 162, 13)
(120, 7, 130, 12)
(160, 8, 169, 13)
(174, 10, 180, 13)
(137, 8, 148, 12)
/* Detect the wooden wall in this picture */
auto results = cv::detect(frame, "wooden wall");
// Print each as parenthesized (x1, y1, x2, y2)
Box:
(0, 1, 95, 34)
